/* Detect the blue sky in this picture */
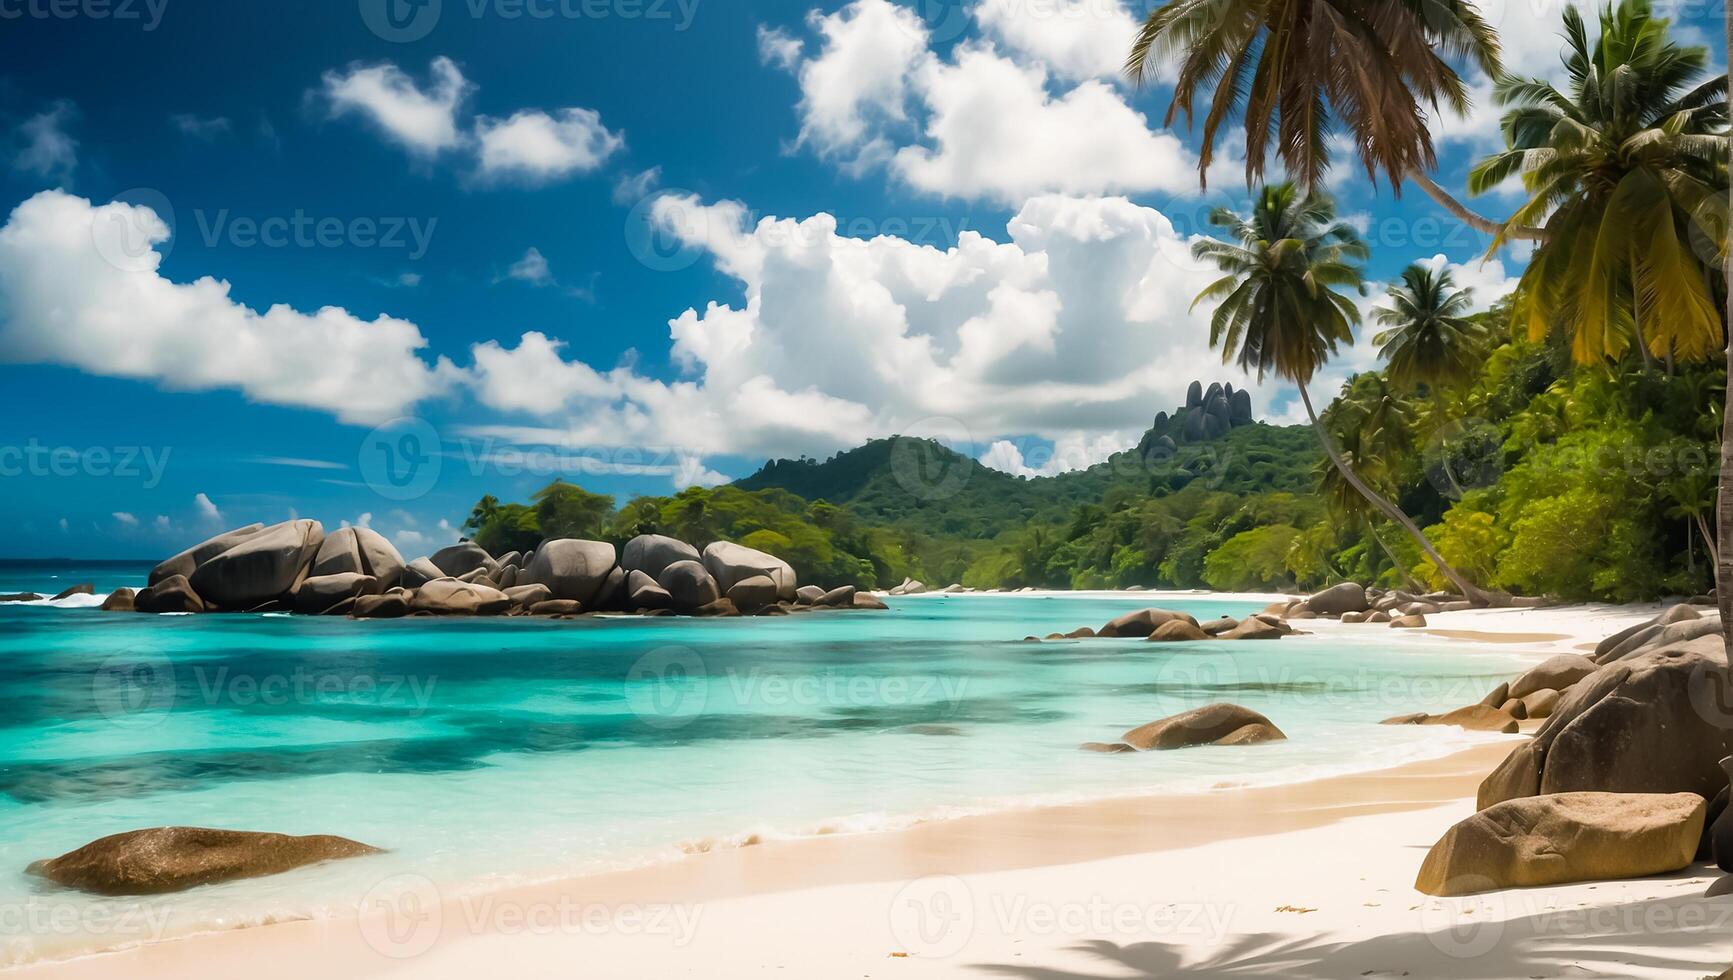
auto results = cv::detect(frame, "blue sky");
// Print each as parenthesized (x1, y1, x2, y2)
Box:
(0, 0, 1712, 558)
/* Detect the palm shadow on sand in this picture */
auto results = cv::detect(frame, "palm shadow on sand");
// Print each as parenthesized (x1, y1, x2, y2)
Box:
(971, 890, 1730, 979)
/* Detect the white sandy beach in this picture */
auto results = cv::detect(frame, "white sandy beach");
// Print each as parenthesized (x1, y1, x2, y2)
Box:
(13, 600, 1728, 980)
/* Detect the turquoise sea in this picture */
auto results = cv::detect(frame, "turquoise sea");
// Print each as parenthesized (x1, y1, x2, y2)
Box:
(0, 568, 1535, 965)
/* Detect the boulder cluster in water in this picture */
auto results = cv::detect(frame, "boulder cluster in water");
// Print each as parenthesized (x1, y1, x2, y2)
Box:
(106, 521, 887, 618)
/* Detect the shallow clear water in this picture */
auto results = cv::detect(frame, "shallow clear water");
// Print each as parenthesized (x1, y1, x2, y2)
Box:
(0, 579, 1532, 965)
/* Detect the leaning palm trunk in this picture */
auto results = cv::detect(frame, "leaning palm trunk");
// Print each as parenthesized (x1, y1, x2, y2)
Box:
(1365, 517, 1427, 593)
(1722, 6, 1733, 653)
(1407, 170, 1547, 242)
(1297, 383, 1493, 604)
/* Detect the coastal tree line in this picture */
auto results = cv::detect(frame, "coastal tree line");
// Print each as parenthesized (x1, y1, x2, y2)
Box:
(463, 0, 1729, 607)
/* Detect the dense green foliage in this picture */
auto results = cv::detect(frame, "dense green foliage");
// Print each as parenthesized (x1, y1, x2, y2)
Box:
(459, 318, 1721, 601)
(456, 3, 1725, 606)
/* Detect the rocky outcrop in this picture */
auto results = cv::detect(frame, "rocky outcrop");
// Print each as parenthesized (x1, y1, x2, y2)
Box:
(1479, 637, 1733, 810)
(293, 573, 376, 614)
(621, 534, 702, 580)
(430, 542, 496, 578)
(99, 588, 136, 612)
(310, 527, 405, 591)
(626, 570, 674, 610)
(134, 575, 205, 614)
(188, 520, 325, 610)
(818, 585, 857, 607)
(702, 541, 796, 600)
(503, 584, 553, 609)
(1099, 608, 1197, 638)
(51, 583, 93, 600)
(137, 525, 872, 621)
(1122, 704, 1286, 751)
(401, 556, 444, 588)
(148, 524, 265, 586)
(725, 575, 779, 612)
(523, 540, 617, 606)
(1301, 582, 1368, 616)
(658, 560, 720, 609)
(1382, 704, 1520, 733)
(1415, 792, 1706, 896)
(1220, 617, 1285, 640)
(352, 591, 410, 619)
(1508, 654, 1599, 699)
(1148, 619, 1210, 641)
(28, 827, 381, 895)
(408, 579, 513, 616)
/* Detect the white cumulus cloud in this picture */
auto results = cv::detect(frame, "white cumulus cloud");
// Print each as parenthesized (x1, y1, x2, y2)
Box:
(13, 102, 78, 183)
(474, 107, 623, 184)
(777, 0, 1224, 204)
(0, 191, 459, 425)
(322, 57, 471, 156)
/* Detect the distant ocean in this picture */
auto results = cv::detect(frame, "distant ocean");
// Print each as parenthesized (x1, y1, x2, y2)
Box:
(0, 567, 1533, 965)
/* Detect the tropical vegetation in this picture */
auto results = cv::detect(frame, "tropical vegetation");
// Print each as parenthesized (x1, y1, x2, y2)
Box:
(458, 0, 1727, 609)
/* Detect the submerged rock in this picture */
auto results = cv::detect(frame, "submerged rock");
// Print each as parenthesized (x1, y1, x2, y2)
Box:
(1098, 608, 1197, 638)
(1148, 619, 1210, 642)
(1122, 703, 1285, 751)
(28, 826, 382, 896)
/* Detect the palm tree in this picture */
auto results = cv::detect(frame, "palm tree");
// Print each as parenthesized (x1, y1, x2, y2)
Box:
(1124, 0, 1544, 239)
(1372, 265, 1490, 391)
(1193, 184, 1492, 600)
(1469, 0, 1727, 368)
(1465, 0, 1729, 633)
(463, 494, 501, 538)
(1664, 470, 1717, 588)
(1722, 0, 1732, 649)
